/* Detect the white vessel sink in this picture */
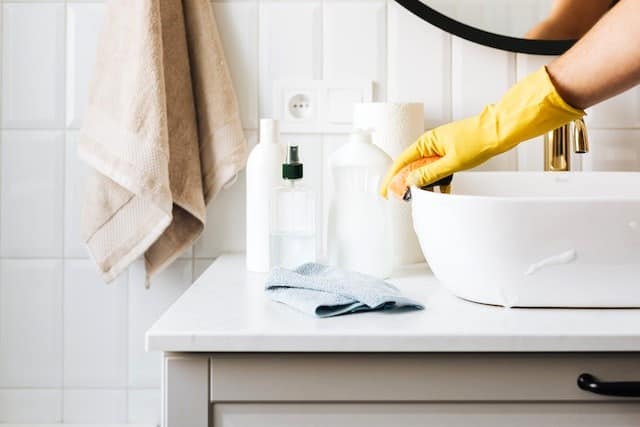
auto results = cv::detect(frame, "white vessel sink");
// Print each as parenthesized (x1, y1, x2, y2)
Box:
(411, 172, 640, 308)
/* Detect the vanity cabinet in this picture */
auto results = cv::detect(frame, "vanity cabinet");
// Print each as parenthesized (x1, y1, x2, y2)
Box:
(208, 354, 640, 427)
(148, 256, 640, 427)
(213, 403, 640, 427)
(163, 353, 640, 427)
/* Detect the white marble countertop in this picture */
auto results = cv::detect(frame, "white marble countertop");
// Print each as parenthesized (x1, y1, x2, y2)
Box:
(146, 254, 640, 353)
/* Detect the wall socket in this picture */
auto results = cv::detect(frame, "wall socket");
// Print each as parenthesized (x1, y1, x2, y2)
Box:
(287, 92, 313, 119)
(273, 79, 372, 133)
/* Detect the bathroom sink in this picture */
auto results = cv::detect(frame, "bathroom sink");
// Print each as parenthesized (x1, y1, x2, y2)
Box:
(411, 172, 640, 308)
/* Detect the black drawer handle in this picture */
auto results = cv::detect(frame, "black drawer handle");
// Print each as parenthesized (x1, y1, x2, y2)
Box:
(577, 373, 640, 397)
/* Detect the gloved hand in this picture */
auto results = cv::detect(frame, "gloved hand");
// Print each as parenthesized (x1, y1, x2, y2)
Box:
(380, 66, 585, 198)
(388, 156, 441, 199)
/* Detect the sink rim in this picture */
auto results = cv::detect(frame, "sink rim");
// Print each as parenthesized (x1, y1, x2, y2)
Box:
(412, 171, 640, 203)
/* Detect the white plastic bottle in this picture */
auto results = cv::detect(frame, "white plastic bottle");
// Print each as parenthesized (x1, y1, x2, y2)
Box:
(327, 129, 393, 278)
(246, 119, 284, 272)
(270, 146, 317, 269)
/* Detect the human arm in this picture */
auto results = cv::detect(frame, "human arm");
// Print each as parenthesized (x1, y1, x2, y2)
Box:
(547, 0, 640, 109)
(525, 0, 611, 40)
(380, 0, 640, 197)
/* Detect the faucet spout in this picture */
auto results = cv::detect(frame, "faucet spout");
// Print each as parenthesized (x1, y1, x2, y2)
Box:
(573, 118, 589, 154)
(544, 118, 589, 171)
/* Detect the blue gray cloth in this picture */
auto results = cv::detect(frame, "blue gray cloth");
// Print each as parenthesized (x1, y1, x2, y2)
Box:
(265, 263, 424, 317)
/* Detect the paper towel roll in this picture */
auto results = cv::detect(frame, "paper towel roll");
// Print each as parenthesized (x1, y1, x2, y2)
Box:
(353, 102, 426, 266)
(353, 102, 425, 158)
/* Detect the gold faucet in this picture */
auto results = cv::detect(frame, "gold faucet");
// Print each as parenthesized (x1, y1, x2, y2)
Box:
(544, 118, 589, 171)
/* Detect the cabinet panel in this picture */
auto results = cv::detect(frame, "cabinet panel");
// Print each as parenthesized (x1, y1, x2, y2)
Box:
(211, 353, 640, 402)
(213, 403, 640, 427)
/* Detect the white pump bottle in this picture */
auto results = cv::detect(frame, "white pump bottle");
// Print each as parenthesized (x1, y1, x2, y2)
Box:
(246, 119, 284, 272)
(327, 129, 393, 278)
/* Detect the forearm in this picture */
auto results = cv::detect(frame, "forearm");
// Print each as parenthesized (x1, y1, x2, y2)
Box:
(525, 0, 610, 40)
(547, 0, 640, 109)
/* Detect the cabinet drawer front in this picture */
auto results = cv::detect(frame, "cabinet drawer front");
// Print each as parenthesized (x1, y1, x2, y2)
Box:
(210, 353, 640, 402)
(213, 403, 640, 427)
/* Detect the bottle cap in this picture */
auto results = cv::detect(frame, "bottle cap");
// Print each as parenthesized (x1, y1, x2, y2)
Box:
(259, 119, 279, 144)
(283, 145, 303, 180)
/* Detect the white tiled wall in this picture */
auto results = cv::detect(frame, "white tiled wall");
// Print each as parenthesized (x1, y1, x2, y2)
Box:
(1, 0, 639, 424)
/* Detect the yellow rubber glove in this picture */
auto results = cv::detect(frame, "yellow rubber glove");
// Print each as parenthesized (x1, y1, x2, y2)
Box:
(380, 66, 585, 198)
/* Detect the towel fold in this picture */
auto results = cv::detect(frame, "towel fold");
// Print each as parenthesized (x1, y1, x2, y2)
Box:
(265, 264, 424, 317)
(80, 0, 246, 284)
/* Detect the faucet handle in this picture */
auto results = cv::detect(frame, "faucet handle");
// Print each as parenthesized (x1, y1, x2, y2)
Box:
(573, 118, 589, 154)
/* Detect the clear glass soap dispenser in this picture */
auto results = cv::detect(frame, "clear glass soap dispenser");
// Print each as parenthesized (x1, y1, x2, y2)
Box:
(270, 145, 317, 269)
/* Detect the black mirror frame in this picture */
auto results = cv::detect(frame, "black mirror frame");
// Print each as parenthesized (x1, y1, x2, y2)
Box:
(395, 0, 576, 55)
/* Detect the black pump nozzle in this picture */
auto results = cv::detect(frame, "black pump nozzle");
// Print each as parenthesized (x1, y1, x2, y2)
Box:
(283, 145, 304, 180)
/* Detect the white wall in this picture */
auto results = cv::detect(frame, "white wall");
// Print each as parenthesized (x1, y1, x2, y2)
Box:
(0, 0, 639, 424)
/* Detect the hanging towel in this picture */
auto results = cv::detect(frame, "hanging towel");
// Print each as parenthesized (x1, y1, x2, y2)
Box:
(80, 0, 246, 284)
(265, 264, 424, 318)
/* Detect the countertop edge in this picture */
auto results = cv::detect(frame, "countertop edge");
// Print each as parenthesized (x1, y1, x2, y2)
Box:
(146, 333, 640, 353)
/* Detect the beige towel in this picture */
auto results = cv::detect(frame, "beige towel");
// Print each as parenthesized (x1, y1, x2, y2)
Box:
(80, 0, 246, 284)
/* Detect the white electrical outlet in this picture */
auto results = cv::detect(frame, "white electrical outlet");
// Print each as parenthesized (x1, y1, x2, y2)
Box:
(286, 92, 313, 119)
(274, 80, 372, 133)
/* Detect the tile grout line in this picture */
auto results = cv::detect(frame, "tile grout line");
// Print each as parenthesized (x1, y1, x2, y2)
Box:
(382, 0, 388, 103)
(0, 1, 3, 259)
(124, 250, 130, 422)
(318, 0, 324, 257)
(253, 0, 259, 130)
(61, 0, 67, 421)
(0, 5, 4, 405)
(447, 32, 453, 123)
(256, 0, 263, 121)
(512, 51, 518, 171)
(514, 53, 520, 171)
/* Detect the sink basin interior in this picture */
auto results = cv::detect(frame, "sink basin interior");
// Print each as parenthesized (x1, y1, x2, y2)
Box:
(444, 172, 640, 198)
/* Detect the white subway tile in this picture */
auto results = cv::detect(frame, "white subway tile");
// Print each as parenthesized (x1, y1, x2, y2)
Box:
(452, 37, 517, 171)
(179, 244, 193, 259)
(2, 3, 65, 128)
(0, 260, 63, 387)
(582, 129, 640, 171)
(259, 0, 322, 117)
(66, 2, 106, 128)
(324, 0, 386, 101)
(516, 53, 555, 79)
(65, 131, 90, 257)
(388, 1, 451, 128)
(452, 37, 516, 118)
(214, 0, 259, 129)
(128, 260, 192, 388)
(515, 54, 557, 171)
(194, 131, 256, 258)
(195, 171, 247, 258)
(0, 389, 62, 424)
(128, 389, 161, 425)
(194, 258, 215, 280)
(63, 389, 127, 424)
(517, 136, 544, 171)
(586, 89, 640, 129)
(64, 260, 128, 388)
(0, 131, 64, 257)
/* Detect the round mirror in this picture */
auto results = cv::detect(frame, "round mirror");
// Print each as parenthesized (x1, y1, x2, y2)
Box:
(396, 0, 616, 55)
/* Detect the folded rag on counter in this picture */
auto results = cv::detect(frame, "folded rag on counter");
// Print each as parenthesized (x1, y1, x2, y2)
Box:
(265, 264, 424, 317)
(80, 0, 246, 284)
